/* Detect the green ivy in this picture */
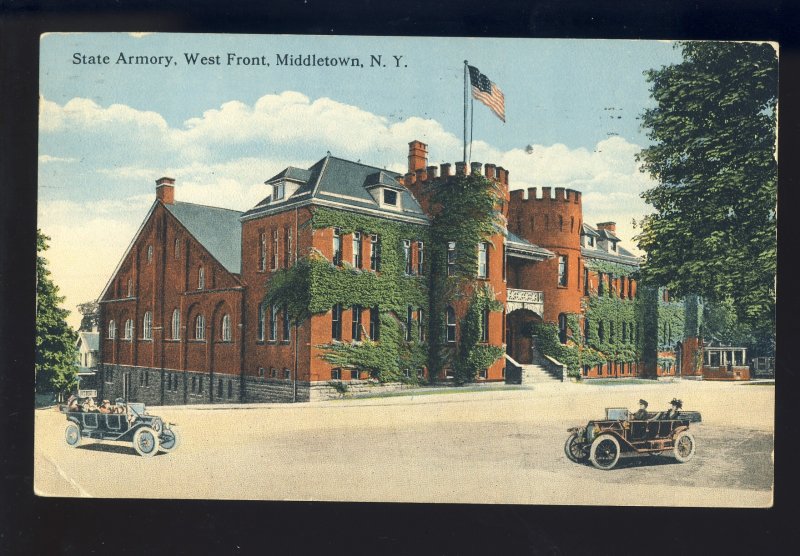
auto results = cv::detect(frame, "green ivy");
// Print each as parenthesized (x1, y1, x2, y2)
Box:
(453, 284, 504, 384)
(423, 172, 504, 379)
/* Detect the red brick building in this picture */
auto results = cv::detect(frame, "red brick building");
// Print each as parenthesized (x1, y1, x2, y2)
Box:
(98, 140, 680, 404)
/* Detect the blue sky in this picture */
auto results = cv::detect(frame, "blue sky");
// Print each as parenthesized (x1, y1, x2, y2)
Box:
(38, 33, 684, 327)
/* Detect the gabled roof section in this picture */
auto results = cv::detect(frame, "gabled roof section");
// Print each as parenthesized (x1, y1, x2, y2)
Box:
(581, 223, 600, 237)
(165, 201, 243, 274)
(265, 166, 313, 184)
(597, 228, 621, 242)
(77, 331, 99, 351)
(243, 154, 428, 224)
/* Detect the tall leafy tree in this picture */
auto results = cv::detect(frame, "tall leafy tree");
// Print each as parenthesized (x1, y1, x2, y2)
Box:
(636, 41, 777, 333)
(35, 230, 78, 397)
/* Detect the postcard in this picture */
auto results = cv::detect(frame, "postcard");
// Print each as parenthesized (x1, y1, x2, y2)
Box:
(34, 33, 776, 506)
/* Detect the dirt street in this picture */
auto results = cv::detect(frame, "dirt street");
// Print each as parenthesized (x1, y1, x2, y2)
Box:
(34, 380, 774, 507)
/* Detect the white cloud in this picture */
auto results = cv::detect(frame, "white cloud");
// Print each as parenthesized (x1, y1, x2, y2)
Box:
(39, 154, 76, 164)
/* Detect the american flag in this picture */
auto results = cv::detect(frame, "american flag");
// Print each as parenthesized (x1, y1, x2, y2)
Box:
(468, 65, 505, 122)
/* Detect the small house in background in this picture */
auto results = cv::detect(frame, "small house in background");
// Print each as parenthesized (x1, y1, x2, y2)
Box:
(76, 327, 100, 390)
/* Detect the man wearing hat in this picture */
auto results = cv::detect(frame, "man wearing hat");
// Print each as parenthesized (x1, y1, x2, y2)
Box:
(633, 399, 649, 420)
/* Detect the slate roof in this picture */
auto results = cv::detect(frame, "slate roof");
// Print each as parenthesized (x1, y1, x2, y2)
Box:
(76, 331, 99, 351)
(165, 201, 243, 274)
(243, 155, 427, 222)
(506, 230, 554, 260)
(581, 223, 640, 266)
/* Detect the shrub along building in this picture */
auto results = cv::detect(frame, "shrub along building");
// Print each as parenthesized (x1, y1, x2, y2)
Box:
(98, 140, 692, 404)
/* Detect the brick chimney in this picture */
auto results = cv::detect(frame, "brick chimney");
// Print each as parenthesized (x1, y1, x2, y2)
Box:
(408, 140, 428, 174)
(596, 221, 616, 232)
(156, 177, 175, 205)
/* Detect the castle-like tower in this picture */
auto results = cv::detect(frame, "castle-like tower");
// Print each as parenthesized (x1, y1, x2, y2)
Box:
(507, 186, 583, 323)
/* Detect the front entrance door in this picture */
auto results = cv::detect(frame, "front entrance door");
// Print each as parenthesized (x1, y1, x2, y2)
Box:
(506, 309, 541, 364)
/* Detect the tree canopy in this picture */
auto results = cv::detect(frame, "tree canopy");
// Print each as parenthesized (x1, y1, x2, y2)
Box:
(36, 230, 78, 395)
(636, 41, 777, 333)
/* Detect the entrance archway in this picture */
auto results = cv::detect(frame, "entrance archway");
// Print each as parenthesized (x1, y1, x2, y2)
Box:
(506, 309, 542, 364)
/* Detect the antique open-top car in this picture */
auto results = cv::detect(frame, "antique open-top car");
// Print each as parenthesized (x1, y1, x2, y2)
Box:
(62, 396, 179, 457)
(565, 405, 701, 470)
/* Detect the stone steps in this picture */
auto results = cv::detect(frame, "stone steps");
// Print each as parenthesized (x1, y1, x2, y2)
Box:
(520, 364, 562, 383)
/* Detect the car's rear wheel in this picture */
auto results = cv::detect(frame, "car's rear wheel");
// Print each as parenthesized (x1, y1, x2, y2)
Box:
(65, 422, 81, 447)
(589, 434, 620, 470)
(673, 430, 696, 463)
(133, 427, 159, 457)
(564, 433, 586, 463)
(159, 428, 179, 453)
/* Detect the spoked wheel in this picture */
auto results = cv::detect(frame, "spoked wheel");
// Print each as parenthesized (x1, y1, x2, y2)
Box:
(673, 431, 696, 463)
(159, 428, 180, 453)
(589, 434, 621, 470)
(65, 422, 81, 447)
(133, 427, 159, 457)
(564, 433, 586, 463)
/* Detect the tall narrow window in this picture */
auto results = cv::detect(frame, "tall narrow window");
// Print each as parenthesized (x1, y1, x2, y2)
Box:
(171, 309, 180, 339)
(108, 320, 116, 339)
(124, 319, 134, 340)
(477, 242, 489, 278)
(418, 309, 425, 342)
(598, 272, 604, 295)
(286, 228, 293, 267)
(195, 315, 205, 340)
(175, 238, 181, 259)
(369, 307, 380, 341)
(269, 305, 278, 341)
(258, 303, 266, 341)
(416, 241, 424, 276)
(622, 322, 627, 343)
(403, 240, 412, 274)
(147, 245, 153, 263)
(260, 231, 267, 271)
(620, 276, 627, 298)
(584, 317, 590, 341)
(369, 234, 381, 271)
(610, 322, 615, 343)
(584, 267, 590, 295)
(282, 306, 290, 341)
(447, 242, 456, 276)
(127, 278, 133, 297)
(352, 305, 362, 341)
(221, 314, 231, 342)
(333, 227, 342, 266)
(331, 304, 342, 340)
(406, 306, 413, 342)
(352, 232, 362, 269)
(272, 229, 279, 270)
(446, 306, 456, 343)
(558, 313, 567, 344)
(198, 267, 205, 290)
(598, 321, 605, 343)
(143, 311, 152, 340)
(558, 255, 568, 286)
(481, 309, 489, 342)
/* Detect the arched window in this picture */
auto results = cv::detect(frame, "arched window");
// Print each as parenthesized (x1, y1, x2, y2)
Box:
(147, 245, 153, 263)
(195, 314, 205, 340)
(171, 309, 180, 339)
(143, 311, 152, 340)
(446, 306, 456, 343)
(258, 303, 267, 341)
(124, 319, 134, 340)
(108, 320, 116, 339)
(221, 314, 231, 341)
(198, 266, 205, 290)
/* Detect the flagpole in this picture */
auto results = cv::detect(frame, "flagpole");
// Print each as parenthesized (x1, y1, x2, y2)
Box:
(463, 60, 468, 163)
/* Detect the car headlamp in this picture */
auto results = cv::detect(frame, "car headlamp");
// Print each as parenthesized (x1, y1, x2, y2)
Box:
(152, 418, 163, 432)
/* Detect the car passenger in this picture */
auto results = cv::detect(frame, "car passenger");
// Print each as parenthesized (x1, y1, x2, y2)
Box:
(665, 398, 682, 420)
(99, 400, 112, 414)
(633, 399, 649, 420)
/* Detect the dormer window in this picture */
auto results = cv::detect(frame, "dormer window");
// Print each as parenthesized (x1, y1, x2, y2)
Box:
(586, 236, 595, 248)
(273, 181, 285, 201)
(383, 189, 398, 206)
(610, 241, 617, 252)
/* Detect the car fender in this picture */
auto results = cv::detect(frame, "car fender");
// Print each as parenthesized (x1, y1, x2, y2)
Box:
(594, 429, 636, 453)
(672, 425, 690, 436)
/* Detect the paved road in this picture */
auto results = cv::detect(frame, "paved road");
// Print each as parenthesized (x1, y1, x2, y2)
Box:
(34, 380, 774, 507)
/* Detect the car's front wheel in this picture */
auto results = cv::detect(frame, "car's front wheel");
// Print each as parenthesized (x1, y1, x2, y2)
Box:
(564, 433, 586, 463)
(589, 434, 621, 470)
(133, 427, 159, 457)
(673, 430, 696, 463)
(65, 422, 81, 448)
(159, 428, 180, 453)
